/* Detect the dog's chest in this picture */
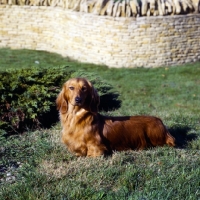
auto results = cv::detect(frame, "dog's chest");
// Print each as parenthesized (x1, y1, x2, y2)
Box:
(65, 114, 82, 132)
(62, 110, 92, 135)
(61, 112, 97, 155)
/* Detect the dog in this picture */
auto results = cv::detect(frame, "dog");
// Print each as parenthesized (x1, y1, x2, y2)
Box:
(56, 78, 175, 157)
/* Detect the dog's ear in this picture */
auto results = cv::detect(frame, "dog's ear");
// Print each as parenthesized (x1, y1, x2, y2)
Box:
(90, 87, 100, 113)
(56, 87, 68, 114)
(87, 81, 100, 113)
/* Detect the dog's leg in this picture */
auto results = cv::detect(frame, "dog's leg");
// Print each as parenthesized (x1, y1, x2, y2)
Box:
(87, 144, 107, 157)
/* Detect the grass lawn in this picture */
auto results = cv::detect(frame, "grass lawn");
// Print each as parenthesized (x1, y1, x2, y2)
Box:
(0, 48, 200, 199)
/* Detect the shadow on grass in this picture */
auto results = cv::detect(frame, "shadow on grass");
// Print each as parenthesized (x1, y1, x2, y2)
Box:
(169, 126, 198, 148)
(99, 93, 121, 112)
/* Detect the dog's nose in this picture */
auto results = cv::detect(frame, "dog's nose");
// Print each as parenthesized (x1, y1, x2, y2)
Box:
(75, 97, 82, 104)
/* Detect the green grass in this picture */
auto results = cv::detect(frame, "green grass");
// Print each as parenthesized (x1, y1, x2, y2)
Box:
(0, 48, 200, 199)
(0, 48, 71, 71)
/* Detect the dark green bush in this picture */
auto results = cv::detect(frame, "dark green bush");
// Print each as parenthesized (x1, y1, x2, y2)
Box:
(0, 66, 72, 134)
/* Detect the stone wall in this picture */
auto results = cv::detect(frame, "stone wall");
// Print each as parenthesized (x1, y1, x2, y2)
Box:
(0, 5, 200, 68)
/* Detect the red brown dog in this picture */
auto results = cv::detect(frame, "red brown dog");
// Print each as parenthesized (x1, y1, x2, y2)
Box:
(56, 78, 175, 157)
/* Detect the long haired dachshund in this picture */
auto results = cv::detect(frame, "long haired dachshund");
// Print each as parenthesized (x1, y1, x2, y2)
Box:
(56, 78, 175, 157)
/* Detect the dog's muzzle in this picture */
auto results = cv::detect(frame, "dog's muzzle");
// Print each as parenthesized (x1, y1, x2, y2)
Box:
(75, 97, 82, 104)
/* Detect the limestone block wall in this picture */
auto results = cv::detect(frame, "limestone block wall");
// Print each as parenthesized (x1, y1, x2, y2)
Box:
(0, 5, 200, 68)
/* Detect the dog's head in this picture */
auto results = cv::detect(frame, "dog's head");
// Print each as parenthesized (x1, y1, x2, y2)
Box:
(56, 78, 99, 113)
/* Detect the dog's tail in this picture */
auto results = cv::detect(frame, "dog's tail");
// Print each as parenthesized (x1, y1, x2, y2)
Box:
(166, 131, 176, 147)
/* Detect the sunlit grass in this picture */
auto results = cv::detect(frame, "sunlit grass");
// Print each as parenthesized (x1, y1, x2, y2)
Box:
(0, 48, 71, 71)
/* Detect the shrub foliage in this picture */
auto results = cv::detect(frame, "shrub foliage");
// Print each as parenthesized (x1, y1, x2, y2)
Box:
(0, 66, 72, 134)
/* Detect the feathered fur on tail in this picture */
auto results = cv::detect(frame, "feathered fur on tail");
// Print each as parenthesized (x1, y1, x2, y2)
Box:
(166, 132, 175, 147)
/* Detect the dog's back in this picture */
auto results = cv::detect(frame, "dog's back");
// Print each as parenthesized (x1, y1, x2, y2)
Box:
(101, 115, 175, 151)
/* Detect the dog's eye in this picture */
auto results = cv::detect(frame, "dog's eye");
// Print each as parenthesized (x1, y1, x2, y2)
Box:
(69, 86, 74, 91)
(81, 87, 87, 92)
